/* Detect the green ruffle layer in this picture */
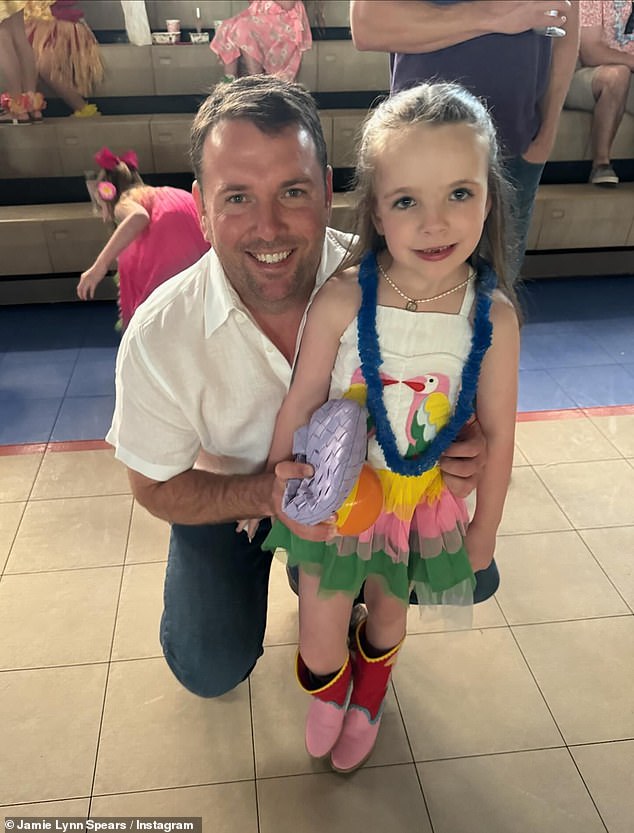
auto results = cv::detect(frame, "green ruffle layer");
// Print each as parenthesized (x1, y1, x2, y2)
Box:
(264, 521, 475, 602)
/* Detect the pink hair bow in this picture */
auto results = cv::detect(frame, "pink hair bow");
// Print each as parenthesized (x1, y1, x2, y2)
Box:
(94, 146, 139, 171)
(119, 150, 139, 169)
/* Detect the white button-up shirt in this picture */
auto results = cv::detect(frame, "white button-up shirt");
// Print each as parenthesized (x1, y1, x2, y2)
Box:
(106, 228, 353, 481)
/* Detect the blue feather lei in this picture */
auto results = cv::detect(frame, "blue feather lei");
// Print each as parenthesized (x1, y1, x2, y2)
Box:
(357, 250, 496, 477)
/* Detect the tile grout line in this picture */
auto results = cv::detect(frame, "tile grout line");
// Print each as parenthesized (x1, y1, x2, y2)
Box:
(0, 448, 49, 582)
(504, 624, 569, 749)
(86, 494, 135, 812)
(390, 679, 438, 833)
(564, 747, 610, 833)
(248, 676, 262, 833)
(572, 530, 634, 617)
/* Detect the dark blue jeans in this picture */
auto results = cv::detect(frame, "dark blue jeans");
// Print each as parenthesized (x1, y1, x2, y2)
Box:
(160, 520, 499, 697)
(160, 520, 274, 698)
(503, 154, 545, 281)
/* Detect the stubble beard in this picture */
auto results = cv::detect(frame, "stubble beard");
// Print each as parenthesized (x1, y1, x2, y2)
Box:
(241, 247, 322, 314)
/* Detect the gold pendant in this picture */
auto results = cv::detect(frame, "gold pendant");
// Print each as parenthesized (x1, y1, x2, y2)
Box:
(405, 300, 418, 312)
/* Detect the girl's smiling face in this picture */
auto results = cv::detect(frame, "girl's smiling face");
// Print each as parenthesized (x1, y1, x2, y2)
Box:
(372, 121, 491, 290)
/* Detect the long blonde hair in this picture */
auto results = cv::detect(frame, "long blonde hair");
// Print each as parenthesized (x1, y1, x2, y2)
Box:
(344, 82, 519, 310)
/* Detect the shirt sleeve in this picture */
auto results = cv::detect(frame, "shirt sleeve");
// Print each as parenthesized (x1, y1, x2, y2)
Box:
(579, 0, 604, 28)
(106, 327, 201, 481)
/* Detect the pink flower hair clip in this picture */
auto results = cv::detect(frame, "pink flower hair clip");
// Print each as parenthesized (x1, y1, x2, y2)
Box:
(97, 181, 117, 202)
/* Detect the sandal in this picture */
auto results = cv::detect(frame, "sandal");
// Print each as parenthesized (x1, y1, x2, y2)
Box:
(25, 91, 46, 123)
(0, 93, 30, 124)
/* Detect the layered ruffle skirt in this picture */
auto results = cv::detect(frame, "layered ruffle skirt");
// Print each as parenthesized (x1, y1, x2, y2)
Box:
(264, 464, 475, 606)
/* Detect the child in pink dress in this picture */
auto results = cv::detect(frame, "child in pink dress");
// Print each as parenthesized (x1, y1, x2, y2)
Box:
(77, 147, 210, 330)
(210, 0, 312, 82)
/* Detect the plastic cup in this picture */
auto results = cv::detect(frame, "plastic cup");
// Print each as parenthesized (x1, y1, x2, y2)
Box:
(166, 19, 180, 33)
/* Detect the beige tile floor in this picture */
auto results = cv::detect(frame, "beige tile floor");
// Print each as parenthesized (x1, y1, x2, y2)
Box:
(1, 412, 634, 832)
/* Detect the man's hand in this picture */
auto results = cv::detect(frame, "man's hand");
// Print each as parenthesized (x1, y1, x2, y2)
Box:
(481, 0, 571, 36)
(272, 460, 338, 543)
(439, 417, 487, 499)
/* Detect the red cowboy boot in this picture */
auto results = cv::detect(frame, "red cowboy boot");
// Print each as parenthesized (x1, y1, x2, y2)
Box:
(330, 620, 404, 773)
(296, 651, 352, 759)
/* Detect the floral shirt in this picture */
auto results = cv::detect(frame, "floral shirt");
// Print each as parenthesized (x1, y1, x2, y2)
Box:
(580, 0, 634, 53)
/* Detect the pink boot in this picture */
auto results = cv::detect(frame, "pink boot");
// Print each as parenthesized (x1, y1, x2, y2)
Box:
(296, 652, 352, 759)
(330, 621, 404, 773)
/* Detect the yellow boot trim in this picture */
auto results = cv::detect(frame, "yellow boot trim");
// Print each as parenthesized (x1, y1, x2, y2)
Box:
(353, 620, 405, 666)
(295, 652, 350, 695)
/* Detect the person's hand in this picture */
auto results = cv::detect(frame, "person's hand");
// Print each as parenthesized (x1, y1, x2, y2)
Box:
(272, 460, 338, 543)
(465, 522, 496, 573)
(439, 417, 487, 499)
(522, 135, 554, 165)
(481, 0, 571, 36)
(77, 263, 107, 300)
(236, 518, 262, 541)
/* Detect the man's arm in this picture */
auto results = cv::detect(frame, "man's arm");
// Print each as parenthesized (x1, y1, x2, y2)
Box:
(129, 467, 276, 525)
(579, 25, 634, 70)
(129, 461, 337, 542)
(350, 0, 572, 54)
(523, 1, 581, 163)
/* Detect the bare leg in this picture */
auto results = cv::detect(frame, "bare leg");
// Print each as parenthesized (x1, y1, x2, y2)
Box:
(242, 52, 264, 76)
(7, 11, 37, 93)
(590, 64, 631, 167)
(222, 59, 239, 76)
(363, 576, 407, 652)
(38, 67, 86, 112)
(0, 17, 22, 94)
(299, 570, 352, 675)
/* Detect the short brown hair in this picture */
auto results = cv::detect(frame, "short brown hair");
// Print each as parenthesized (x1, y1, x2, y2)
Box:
(190, 76, 328, 189)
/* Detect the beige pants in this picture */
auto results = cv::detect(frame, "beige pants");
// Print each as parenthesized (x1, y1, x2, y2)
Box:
(565, 65, 634, 115)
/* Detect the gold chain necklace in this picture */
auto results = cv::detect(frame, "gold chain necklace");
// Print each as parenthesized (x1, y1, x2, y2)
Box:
(377, 261, 475, 311)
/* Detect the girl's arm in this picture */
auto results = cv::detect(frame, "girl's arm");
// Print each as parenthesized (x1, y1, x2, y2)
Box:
(466, 294, 520, 571)
(237, 272, 358, 540)
(268, 270, 359, 468)
(77, 197, 150, 300)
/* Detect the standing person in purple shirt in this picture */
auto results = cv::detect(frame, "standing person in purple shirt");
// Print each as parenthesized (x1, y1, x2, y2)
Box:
(350, 0, 580, 281)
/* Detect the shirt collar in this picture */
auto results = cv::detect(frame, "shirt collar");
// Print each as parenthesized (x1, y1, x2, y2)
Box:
(203, 248, 241, 338)
(203, 228, 353, 339)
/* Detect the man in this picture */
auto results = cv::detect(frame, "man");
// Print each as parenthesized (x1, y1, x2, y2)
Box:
(565, 0, 634, 186)
(107, 76, 486, 699)
(350, 0, 580, 278)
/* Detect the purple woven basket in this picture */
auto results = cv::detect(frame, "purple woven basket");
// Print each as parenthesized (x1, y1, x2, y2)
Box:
(282, 399, 368, 525)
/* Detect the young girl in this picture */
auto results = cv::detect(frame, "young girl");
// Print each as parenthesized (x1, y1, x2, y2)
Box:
(77, 147, 210, 330)
(24, 0, 103, 118)
(262, 82, 520, 773)
(210, 0, 312, 82)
